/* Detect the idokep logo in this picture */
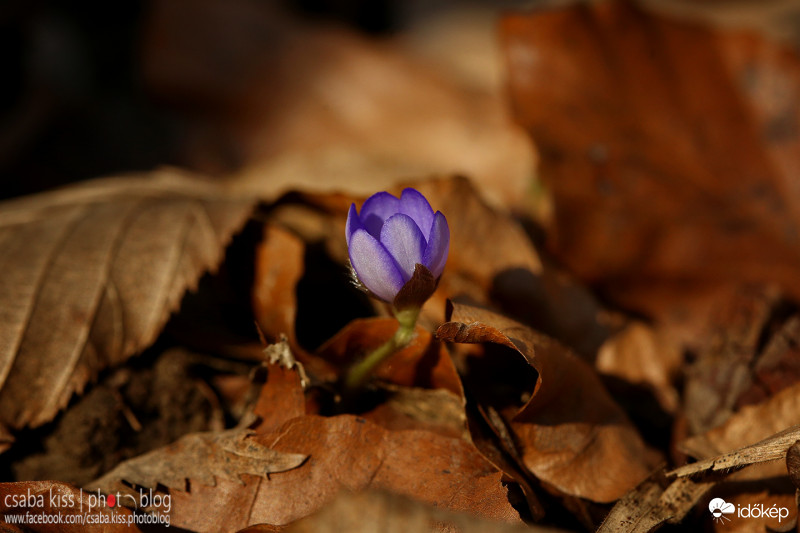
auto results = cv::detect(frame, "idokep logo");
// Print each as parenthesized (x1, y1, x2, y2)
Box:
(708, 497, 790, 524)
(708, 498, 735, 523)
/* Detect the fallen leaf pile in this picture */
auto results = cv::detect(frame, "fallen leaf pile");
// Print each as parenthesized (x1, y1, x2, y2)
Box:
(3, 1, 800, 532)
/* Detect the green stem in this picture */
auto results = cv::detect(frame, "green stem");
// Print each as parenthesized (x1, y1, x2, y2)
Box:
(344, 307, 420, 390)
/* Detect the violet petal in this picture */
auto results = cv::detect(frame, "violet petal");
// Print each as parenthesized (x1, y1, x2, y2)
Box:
(348, 229, 405, 302)
(345, 204, 364, 247)
(380, 213, 427, 283)
(422, 211, 449, 278)
(399, 188, 434, 236)
(359, 192, 400, 239)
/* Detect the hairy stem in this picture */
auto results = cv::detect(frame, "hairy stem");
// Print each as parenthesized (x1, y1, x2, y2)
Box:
(344, 307, 420, 390)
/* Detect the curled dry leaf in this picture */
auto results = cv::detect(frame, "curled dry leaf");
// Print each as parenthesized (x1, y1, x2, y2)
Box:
(673, 382, 800, 478)
(437, 302, 655, 503)
(503, 1, 800, 341)
(0, 170, 255, 434)
(91, 428, 307, 497)
(0, 481, 140, 533)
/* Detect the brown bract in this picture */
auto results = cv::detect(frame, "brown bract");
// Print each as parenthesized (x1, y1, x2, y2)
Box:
(437, 302, 656, 503)
(0, 170, 255, 436)
(503, 1, 800, 341)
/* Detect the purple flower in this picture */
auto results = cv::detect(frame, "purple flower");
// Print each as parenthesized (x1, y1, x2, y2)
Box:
(346, 188, 449, 305)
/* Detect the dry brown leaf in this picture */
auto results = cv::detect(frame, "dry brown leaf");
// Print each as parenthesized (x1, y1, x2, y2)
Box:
(503, 1, 800, 342)
(247, 490, 561, 533)
(596, 322, 683, 414)
(0, 170, 255, 434)
(254, 415, 520, 526)
(142, 0, 534, 209)
(163, 415, 521, 532)
(737, 313, 800, 409)
(437, 302, 655, 503)
(682, 286, 780, 435)
(91, 337, 511, 532)
(91, 428, 307, 496)
(672, 426, 800, 478)
(362, 385, 467, 440)
(0, 481, 141, 532)
(250, 339, 307, 435)
(253, 225, 305, 348)
(673, 383, 800, 477)
(598, 476, 715, 533)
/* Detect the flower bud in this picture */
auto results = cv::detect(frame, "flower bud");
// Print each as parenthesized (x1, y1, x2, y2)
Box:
(346, 188, 449, 309)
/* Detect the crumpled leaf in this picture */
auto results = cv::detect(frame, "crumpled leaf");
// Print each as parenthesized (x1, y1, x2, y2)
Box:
(0, 170, 255, 434)
(0, 481, 140, 532)
(437, 302, 656, 503)
(91, 428, 307, 496)
(502, 1, 800, 342)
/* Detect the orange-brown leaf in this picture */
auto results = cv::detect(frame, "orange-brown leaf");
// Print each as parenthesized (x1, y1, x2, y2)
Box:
(503, 1, 800, 339)
(437, 302, 656, 502)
